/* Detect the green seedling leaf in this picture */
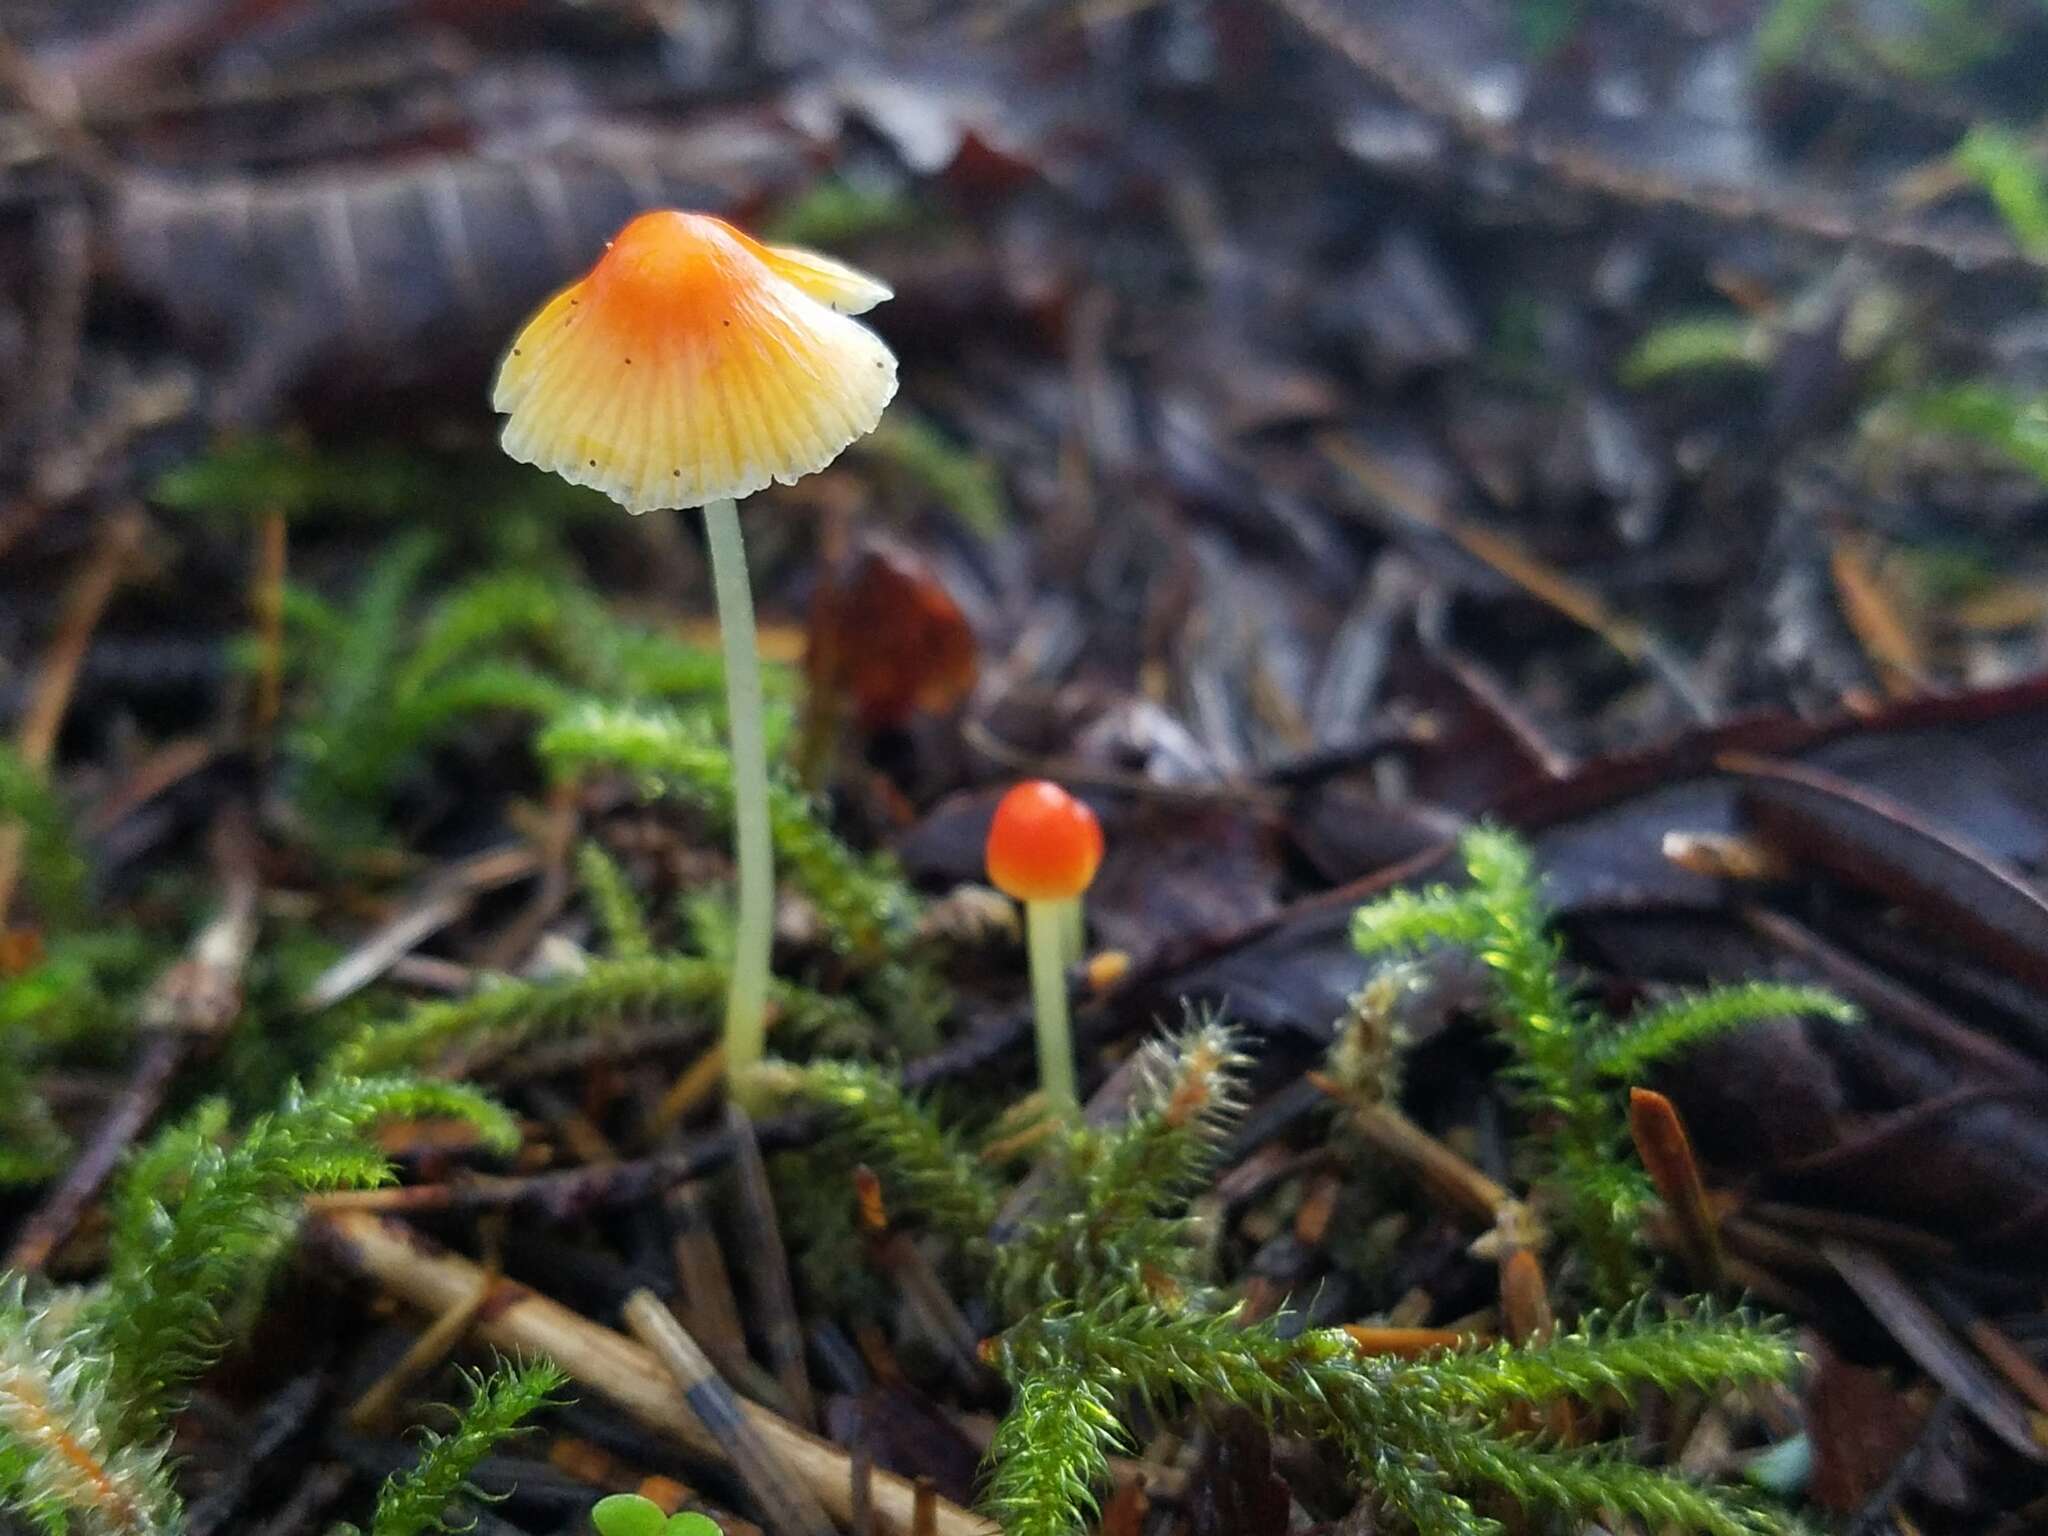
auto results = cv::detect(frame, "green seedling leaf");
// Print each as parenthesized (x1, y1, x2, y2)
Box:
(1621, 314, 1771, 387)
(1956, 124, 2048, 259)
(591, 1494, 668, 1536)
(665, 1515, 723, 1536)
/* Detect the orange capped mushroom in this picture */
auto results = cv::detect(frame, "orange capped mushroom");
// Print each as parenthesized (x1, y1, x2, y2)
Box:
(986, 780, 1104, 904)
(492, 209, 900, 1099)
(493, 210, 898, 513)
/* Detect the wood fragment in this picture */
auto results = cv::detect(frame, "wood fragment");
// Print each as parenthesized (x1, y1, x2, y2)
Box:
(850, 1441, 875, 1536)
(313, 1211, 998, 1536)
(1627, 1088, 1725, 1290)
(1822, 1239, 2045, 1461)
(622, 1291, 838, 1536)
(725, 1104, 818, 1431)
(1308, 1072, 1522, 1226)
(1660, 831, 1791, 882)
(1961, 1316, 2048, 1422)
(1097, 1475, 1148, 1536)
(346, 1270, 496, 1434)
(649, 1040, 729, 1133)
(1338, 1325, 1471, 1357)
(664, 1179, 752, 1386)
(1829, 534, 1928, 698)
(854, 1168, 997, 1393)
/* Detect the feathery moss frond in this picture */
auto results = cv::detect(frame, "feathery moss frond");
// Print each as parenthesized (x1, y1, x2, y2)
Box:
(1349, 886, 1491, 957)
(999, 1018, 1249, 1311)
(762, 1058, 1001, 1250)
(394, 571, 730, 710)
(982, 1366, 1125, 1536)
(995, 1291, 1801, 1536)
(538, 703, 917, 961)
(1351, 826, 1850, 1304)
(1590, 982, 1856, 1079)
(385, 663, 572, 752)
(575, 842, 653, 960)
(0, 1282, 178, 1536)
(331, 954, 872, 1076)
(361, 1358, 565, 1536)
(394, 571, 613, 700)
(0, 932, 162, 1186)
(0, 1074, 70, 1186)
(802, 985, 1809, 1536)
(0, 746, 87, 928)
(88, 1076, 514, 1436)
(1106, 1014, 1251, 1200)
(281, 552, 740, 836)
(1400, 1305, 1798, 1413)
(0, 931, 162, 1049)
(1429, 1428, 1787, 1536)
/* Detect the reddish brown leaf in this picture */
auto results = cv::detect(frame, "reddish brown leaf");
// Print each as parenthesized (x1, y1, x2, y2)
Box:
(807, 539, 978, 733)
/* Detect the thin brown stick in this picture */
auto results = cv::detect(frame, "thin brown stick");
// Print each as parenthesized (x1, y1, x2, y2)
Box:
(6, 806, 257, 1273)
(0, 506, 147, 921)
(665, 1179, 752, 1386)
(1823, 1240, 2045, 1462)
(853, 1168, 995, 1393)
(313, 1211, 998, 1536)
(1307, 1073, 1521, 1225)
(1499, 1249, 1554, 1346)
(1963, 1316, 2048, 1422)
(724, 1104, 817, 1431)
(302, 844, 539, 1012)
(649, 1041, 729, 1133)
(4, 1034, 181, 1275)
(347, 1271, 496, 1434)
(12, 510, 145, 768)
(622, 1291, 837, 1536)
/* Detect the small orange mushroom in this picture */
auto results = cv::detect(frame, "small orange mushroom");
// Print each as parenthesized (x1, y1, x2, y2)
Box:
(985, 781, 1103, 1117)
(986, 780, 1103, 903)
(491, 209, 899, 1100)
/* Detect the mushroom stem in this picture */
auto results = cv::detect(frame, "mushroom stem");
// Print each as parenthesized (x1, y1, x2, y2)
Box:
(1025, 897, 1078, 1118)
(1059, 897, 1086, 967)
(704, 495, 774, 1095)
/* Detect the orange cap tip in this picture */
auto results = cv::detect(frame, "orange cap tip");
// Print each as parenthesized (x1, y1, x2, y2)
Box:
(985, 780, 1103, 902)
(493, 210, 897, 513)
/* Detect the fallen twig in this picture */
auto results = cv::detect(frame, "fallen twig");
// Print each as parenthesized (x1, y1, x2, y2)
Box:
(623, 1291, 837, 1536)
(312, 1210, 999, 1536)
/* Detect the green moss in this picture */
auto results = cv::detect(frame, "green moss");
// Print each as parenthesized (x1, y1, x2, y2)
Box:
(1353, 826, 1853, 1301)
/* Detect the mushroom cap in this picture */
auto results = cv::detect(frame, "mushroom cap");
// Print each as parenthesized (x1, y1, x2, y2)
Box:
(985, 780, 1104, 903)
(493, 210, 898, 513)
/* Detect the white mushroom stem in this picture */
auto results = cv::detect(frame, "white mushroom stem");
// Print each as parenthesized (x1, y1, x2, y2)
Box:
(1025, 897, 1079, 1118)
(705, 495, 775, 1097)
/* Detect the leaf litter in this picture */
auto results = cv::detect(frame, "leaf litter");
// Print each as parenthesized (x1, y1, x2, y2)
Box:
(5, 0, 2048, 1532)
